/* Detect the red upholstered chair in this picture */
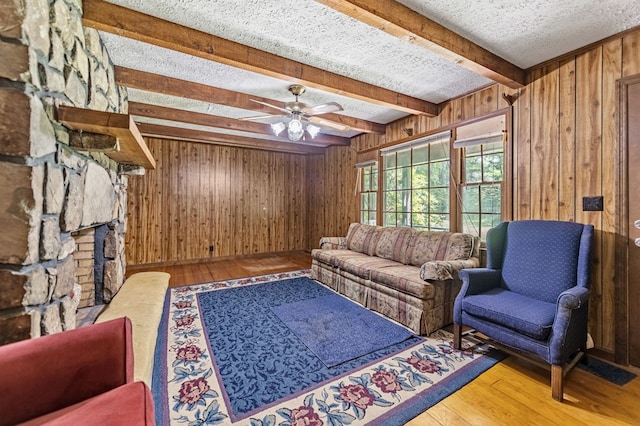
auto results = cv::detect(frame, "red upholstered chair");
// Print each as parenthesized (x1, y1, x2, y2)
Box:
(0, 317, 155, 425)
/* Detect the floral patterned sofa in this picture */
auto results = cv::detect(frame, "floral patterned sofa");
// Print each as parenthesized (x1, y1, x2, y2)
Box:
(311, 223, 479, 335)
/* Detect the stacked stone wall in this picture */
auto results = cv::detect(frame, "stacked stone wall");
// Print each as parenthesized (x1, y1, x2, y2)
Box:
(0, 0, 129, 344)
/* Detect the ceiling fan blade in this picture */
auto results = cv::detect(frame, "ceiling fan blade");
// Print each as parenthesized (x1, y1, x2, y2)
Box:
(250, 99, 291, 114)
(239, 114, 287, 121)
(307, 116, 351, 132)
(302, 102, 343, 116)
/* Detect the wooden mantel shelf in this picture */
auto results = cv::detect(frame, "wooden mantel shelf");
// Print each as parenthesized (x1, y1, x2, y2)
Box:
(57, 105, 156, 169)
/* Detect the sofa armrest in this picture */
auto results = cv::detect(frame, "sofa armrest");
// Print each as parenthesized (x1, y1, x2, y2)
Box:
(420, 257, 480, 281)
(319, 236, 347, 250)
(0, 317, 134, 426)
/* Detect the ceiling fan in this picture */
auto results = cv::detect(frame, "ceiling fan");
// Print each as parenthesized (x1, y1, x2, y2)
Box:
(240, 85, 350, 141)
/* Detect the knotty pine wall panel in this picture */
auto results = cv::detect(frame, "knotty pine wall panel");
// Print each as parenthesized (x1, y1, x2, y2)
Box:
(306, 145, 359, 250)
(350, 27, 640, 355)
(126, 138, 310, 265)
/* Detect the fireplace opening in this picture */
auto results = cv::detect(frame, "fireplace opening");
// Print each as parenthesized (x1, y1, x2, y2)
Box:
(72, 223, 113, 309)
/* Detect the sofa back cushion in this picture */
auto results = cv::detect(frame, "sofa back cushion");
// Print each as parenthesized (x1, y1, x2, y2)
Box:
(406, 230, 476, 266)
(374, 227, 413, 262)
(345, 223, 381, 255)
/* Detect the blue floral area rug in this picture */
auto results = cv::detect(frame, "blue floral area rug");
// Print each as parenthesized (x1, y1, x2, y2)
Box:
(152, 270, 504, 425)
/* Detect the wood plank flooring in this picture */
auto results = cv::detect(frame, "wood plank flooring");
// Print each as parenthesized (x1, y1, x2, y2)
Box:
(127, 251, 640, 425)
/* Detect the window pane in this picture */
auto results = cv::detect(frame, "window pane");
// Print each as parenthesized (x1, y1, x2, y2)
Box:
(361, 210, 368, 223)
(465, 156, 482, 183)
(384, 212, 396, 226)
(371, 169, 378, 190)
(481, 214, 502, 240)
(412, 189, 428, 212)
(483, 153, 503, 182)
(397, 167, 411, 189)
(463, 213, 480, 235)
(397, 149, 411, 167)
(412, 164, 428, 188)
(369, 193, 377, 211)
(397, 190, 411, 212)
(483, 141, 503, 155)
(383, 154, 396, 169)
(430, 161, 449, 187)
(361, 193, 368, 210)
(462, 186, 480, 213)
(413, 146, 428, 164)
(482, 213, 502, 229)
(430, 214, 450, 231)
(384, 191, 396, 212)
(430, 140, 450, 161)
(398, 212, 410, 227)
(412, 212, 428, 228)
(429, 188, 449, 213)
(362, 169, 371, 191)
(369, 211, 377, 225)
(481, 184, 501, 213)
(465, 144, 482, 156)
(384, 169, 396, 190)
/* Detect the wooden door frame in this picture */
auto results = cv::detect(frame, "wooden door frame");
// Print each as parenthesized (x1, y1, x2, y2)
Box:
(615, 74, 640, 365)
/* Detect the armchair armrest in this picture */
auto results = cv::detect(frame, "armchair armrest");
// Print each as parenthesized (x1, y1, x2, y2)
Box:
(0, 317, 134, 425)
(550, 286, 591, 364)
(557, 286, 590, 310)
(458, 268, 502, 296)
(420, 258, 480, 281)
(319, 236, 347, 250)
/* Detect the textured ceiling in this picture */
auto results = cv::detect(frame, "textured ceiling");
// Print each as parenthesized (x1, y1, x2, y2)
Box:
(96, 0, 640, 150)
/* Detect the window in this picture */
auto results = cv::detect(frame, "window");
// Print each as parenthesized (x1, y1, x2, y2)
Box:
(357, 161, 378, 225)
(380, 131, 451, 230)
(460, 141, 503, 239)
(455, 115, 506, 240)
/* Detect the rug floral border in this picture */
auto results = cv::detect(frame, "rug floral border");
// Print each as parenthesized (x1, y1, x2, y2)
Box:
(154, 270, 495, 425)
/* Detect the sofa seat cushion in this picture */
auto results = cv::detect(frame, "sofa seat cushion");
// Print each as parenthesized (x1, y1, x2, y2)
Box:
(337, 255, 400, 279)
(311, 249, 368, 268)
(22, 381, 154, 426)
(461, 288, 556, 340)
(369, 264, 437, 299)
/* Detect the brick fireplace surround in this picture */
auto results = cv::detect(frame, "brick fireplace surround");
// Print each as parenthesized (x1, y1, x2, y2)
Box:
(0, 0, 131, 344)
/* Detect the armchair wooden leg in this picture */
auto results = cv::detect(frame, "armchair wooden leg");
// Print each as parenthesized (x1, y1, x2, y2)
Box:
(453, 323, 463, 350)
(551, 364, 564, 402)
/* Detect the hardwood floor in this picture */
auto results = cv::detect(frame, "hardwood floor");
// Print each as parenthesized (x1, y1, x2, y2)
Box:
(127, 251, 640, 425)
(126, 250, 312, 287)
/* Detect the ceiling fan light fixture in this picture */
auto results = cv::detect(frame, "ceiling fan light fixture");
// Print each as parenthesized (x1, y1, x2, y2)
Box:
(287, 118, 304, 141)
(306, 124, 321, 138)
(271, 121, 286, 136)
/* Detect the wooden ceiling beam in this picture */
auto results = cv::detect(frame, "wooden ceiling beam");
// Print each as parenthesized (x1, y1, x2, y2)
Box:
(128, 102, 350, 146)
(83, 0, 437, 116)
(137, 123, 326, 155)
(316, 0, 526, 89)
(117, 67, 385, 135)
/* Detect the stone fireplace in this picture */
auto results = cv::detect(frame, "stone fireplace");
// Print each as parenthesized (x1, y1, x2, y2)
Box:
(0, 0, 131, 344)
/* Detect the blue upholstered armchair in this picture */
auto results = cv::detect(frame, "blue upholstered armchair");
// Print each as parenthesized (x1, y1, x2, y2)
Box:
(453, 220, 594, 401)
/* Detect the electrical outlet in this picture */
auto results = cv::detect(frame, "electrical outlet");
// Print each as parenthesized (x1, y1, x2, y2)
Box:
(209, 245, 214, 252)
(582, 196, 603, 212)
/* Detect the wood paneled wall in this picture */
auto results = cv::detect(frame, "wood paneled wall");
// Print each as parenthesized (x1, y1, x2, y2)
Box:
(306, 145, 360, 249)
(351, 27, 640, 355)
(126, 138, 308, 265)
(126, 139, 358, 266)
